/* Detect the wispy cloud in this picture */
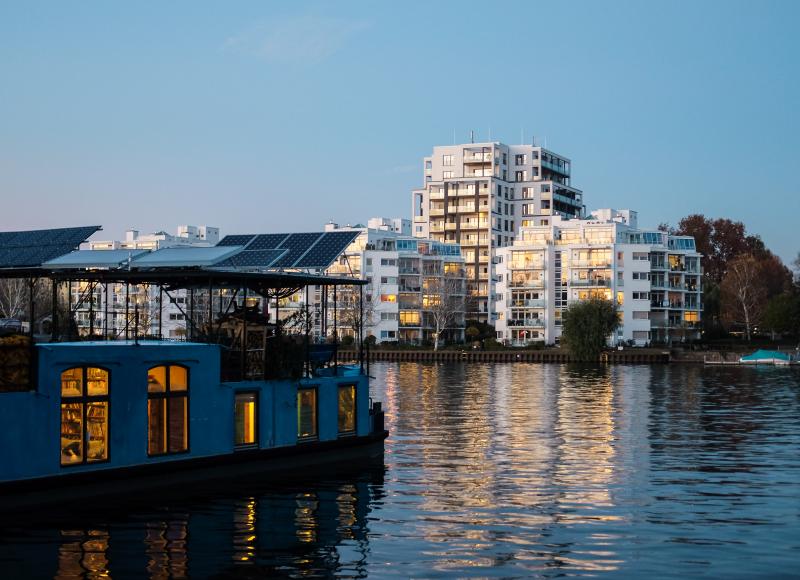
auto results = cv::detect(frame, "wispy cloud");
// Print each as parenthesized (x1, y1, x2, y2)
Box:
(223, 14, 370, 65)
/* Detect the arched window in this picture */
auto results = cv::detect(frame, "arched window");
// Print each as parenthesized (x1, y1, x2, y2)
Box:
(60, 367, 109, 466)
(147, 365, 189, 456)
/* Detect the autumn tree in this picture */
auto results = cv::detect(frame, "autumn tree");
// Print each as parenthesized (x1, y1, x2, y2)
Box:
(561, 298, 619, 361)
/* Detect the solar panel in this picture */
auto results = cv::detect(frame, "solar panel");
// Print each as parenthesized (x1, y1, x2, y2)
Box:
(294, 231, 359, 268)
(248, 234, 290, 250)
(217, 234, 256, 247)
(0, 226, 101, 268)
(270, 233, 325, 268)
(215, 248, 287, 268)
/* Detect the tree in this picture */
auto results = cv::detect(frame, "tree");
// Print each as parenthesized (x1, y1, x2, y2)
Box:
(762, 292, 800, 339)
(0, 279, 28, 319)
(720, 255, 766, 341)
(335, 284, 376, 343)
(561, 298, 619, 361)
(424, 273, 465, 350)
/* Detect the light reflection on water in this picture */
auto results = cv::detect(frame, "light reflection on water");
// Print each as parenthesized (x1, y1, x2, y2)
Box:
(1, 363, 799, 578)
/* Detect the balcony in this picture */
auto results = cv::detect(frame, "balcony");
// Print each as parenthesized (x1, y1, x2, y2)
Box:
(507, 319, 546, 328)
(570, 278, 611, 287)
(510, 279, 545, 289)
(399, 286, 421, 293)
(509, 299, 546, 308)
(570, 260, 612, 269)
(430, 190, 444, 200)
(429, 208, 445, 217)
(399, 267, 420, 274)
(463, 152, 493, 163)
(541, 158, 570, 175)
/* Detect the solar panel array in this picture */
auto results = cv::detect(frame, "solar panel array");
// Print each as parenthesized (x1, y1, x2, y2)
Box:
(0, 226, 101, 268)
(215, 248, 287, 268)
(215, 230, 359, 270)
(295, 231, 360, 268)
(216, 234, 256, 247)
(270, 233, 324, 267)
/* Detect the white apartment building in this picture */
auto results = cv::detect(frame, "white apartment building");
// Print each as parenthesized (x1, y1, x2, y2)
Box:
(495, 209, 703, 346)
(411, 140, 584, 324)
(73, 225, 220, 338)
(324, 220, 466, 344)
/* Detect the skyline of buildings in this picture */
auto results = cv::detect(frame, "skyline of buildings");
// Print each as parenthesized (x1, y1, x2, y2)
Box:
(61, 136, 706, 347)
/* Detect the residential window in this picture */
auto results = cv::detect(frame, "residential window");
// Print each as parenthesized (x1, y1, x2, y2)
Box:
(60, 367, 109, 466)
(234, 392, 258, 447)
(147, 365, 189, 456)
(338, 384, 356, 435)
(297, 387, 317, 440)
(443, 171, 454, 179)
(442, 154, 454, 166)
(515, 154, 526, 165)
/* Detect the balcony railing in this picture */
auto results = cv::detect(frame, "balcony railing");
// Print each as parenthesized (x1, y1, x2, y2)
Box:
(507, 319, 546, 328)
(510, 279, 545, 288)
(570, 260, 612, 269)
(463, 153, 493, 163)
(509, 299, 546, 308)
(570, 278, 611, 287)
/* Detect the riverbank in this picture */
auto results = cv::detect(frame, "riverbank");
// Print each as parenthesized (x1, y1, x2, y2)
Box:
(340, 348, 671, 364)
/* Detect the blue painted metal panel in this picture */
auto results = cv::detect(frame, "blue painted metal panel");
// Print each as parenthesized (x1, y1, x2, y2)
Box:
(0, 342, 374, 485)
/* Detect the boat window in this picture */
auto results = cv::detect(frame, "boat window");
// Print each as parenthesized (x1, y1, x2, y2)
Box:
(338, 384, 356, 435)
(234, 392, 258, 447)
(147, 365, 189, 456)
(297, 387, 317, 440)
(60, 367, 109, 466)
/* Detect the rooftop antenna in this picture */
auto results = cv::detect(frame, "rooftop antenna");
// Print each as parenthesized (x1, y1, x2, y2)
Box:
(470, 130, 474, 143)
(532, 135, 536, 147)
(520, 127, 524, 145)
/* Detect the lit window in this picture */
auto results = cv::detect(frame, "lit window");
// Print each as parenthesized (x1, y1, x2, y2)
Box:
(60, 367, 109, 466)
(147, 365, 189, 456)
(297, 388, 317, 440)
(234, 392, 258, 447)
(338, 385, 356, 435)
(380, 294, 397, 303)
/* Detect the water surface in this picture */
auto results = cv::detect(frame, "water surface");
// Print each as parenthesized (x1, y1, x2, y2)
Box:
(1, 363, 799, 578)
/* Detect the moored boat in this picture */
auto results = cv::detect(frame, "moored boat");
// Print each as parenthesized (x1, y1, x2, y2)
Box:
(0, 226, 388, 512)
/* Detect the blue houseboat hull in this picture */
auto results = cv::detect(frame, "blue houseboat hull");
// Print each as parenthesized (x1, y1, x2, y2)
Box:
(0, 341, 387, 514)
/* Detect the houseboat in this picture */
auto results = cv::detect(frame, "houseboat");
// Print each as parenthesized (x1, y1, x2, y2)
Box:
(0, 226, 387, 512)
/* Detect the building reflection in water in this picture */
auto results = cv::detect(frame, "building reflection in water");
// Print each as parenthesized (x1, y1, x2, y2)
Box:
(0, 465, 383, 578)
(380, 361, 641, 576)
(55, 528, 110, 579)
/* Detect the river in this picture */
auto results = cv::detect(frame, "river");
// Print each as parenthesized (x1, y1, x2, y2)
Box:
(1, 363, 799, 578)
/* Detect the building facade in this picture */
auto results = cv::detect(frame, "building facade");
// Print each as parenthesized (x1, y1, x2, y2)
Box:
(324, 221, 466, 344)
(495, 209, 702, 346)
(72, 225, 220, 338)
(411, 141, 584, 324)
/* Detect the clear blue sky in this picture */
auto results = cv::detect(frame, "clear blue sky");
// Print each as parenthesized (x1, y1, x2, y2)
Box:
(1, 1, 798, 262)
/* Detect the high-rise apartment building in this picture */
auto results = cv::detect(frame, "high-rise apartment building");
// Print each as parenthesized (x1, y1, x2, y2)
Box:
(495, 209, 703, 346)
(411, 141, 584, 323)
